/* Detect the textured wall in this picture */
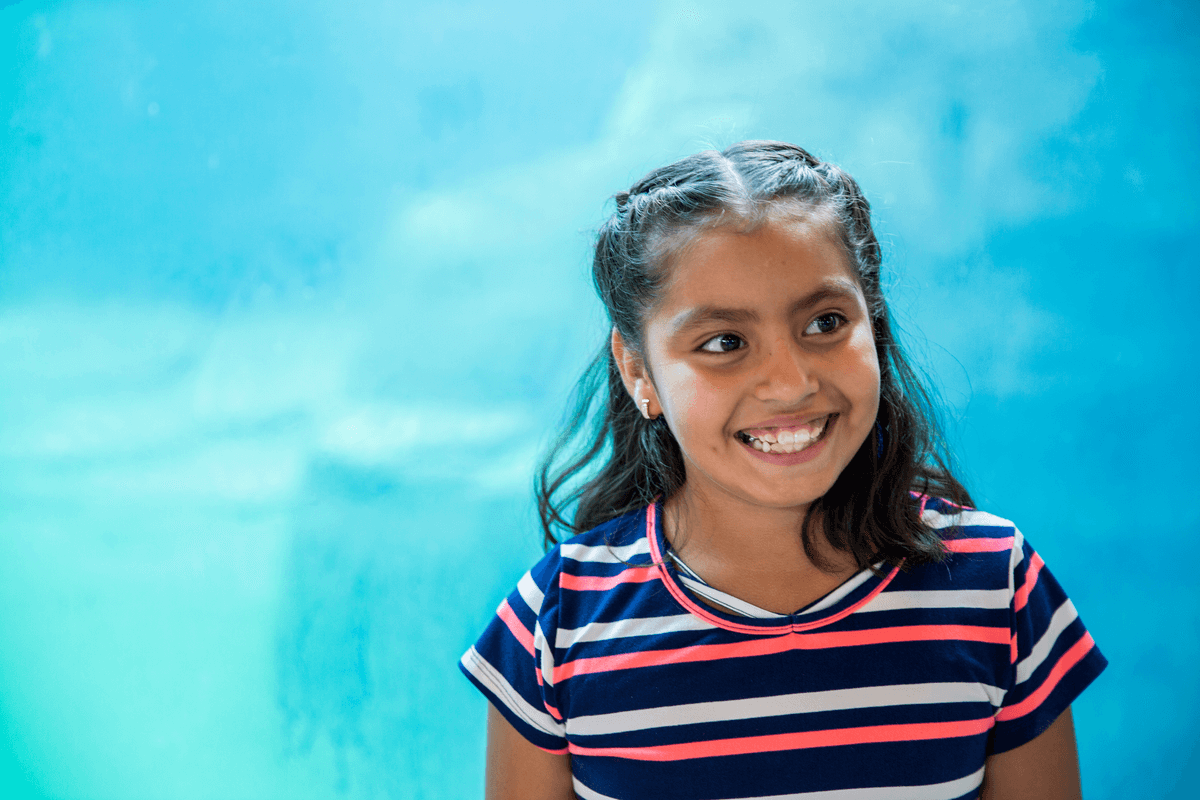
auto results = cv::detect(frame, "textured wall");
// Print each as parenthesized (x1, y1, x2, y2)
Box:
(1, 0, 1196, 797)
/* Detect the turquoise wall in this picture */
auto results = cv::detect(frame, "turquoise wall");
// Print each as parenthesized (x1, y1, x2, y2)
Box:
(1, 1, 1196, 797)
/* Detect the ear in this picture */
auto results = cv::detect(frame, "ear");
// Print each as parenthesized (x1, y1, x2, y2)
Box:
(611, 327, 661, 420)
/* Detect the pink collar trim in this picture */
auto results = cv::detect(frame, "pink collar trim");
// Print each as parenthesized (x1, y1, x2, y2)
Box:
(645, 501, 903, 636)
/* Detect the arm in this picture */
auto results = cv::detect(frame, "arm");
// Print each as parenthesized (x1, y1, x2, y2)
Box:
(980, 706, 1082, 800)
(486, 705, 574, 800)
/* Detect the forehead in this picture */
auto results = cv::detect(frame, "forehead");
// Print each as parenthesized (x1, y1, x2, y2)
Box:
(653, 218, 861, 320)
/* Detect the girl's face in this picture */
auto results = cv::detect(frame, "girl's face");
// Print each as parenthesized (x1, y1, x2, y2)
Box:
(615, 216, 880, 513)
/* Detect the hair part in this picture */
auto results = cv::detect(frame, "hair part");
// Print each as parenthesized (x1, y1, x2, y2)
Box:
(535, 140, 972, 571)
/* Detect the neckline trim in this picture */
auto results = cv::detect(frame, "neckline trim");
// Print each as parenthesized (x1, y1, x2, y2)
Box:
(646, 499, 903, 635)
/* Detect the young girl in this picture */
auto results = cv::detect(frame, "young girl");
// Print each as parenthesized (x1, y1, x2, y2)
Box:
(460, 141, 1106, 799)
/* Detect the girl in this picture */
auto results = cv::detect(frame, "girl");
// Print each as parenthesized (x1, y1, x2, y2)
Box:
(460, 141, 1106, 800)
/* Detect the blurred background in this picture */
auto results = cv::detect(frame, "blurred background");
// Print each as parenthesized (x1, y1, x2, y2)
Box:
(1, 0, 1196, 797)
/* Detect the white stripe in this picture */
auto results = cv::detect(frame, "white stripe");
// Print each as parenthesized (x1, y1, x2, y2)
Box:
(561, 539, 650, 564)
(863, 589, 1010, 612)
(516, 571, 544, 615)
(922, 507, 1013, 531)
(573, 777, 621, 800)
(460, 646, 564, 737)
(1016, 599, 1079, 684)
(672, 553, 880, 618)
(535, 621, 558, 688)
(669, 551, 783, 618)
(567, 681, 1005, 737)
(679, 575, 785, 618)
(667, 550, 702, 579)
(799, 567, 876, 615)
(740, 766, 985, 800)
(556, 612, 715, 647)
(1011, 527, 1027, 581)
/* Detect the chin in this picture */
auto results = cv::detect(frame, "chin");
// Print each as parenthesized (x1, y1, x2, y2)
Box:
(738, 479, 834, 511)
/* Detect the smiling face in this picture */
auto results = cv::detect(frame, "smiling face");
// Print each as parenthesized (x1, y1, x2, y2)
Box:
(614, 215, 881, 516)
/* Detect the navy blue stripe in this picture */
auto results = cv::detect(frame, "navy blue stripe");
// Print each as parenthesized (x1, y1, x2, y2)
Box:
(462, 498, 1106, 798)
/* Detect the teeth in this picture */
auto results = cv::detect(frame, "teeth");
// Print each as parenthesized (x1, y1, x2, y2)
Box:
(740, 416, 831, 454)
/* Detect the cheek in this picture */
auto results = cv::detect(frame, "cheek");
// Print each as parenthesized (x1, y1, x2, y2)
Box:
(658, 366, 728, 435)
(849, 331, 882, 417)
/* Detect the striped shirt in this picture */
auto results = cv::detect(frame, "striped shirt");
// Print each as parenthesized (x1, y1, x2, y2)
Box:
(460, 498, 1107, 799)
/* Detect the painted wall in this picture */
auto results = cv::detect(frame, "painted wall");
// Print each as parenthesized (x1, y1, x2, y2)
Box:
(1, 0, 1196, 797)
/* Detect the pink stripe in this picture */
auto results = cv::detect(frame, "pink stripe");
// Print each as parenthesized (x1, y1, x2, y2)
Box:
(532, 665, 563, 721)
(554, 623, 1009, 682)
(944, 537, 1014, 553)
(497, 599, 535, 657)
(569, 717, 994, 761)
(536, 745, 569, 755)
(1010, 631, 1018, 665)
(910, 492, 974, 512)
(560, 569, 658, 592)
(938, 498, 974, 510)
(1014, 552, 1045, 612)
(996, 633, 1096, 722)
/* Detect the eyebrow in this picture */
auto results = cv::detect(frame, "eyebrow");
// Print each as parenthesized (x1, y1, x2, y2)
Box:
(668, 279, 862, 335)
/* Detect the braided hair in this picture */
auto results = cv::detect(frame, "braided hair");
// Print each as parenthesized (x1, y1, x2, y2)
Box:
(535, 141, 972, 571)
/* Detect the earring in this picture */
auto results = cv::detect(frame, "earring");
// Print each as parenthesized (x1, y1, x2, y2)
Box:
(640, 398, 651, 420)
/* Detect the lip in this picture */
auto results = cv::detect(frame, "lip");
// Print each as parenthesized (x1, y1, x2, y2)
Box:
(737, 414, 836, 466)
(737, 413, 835, 432)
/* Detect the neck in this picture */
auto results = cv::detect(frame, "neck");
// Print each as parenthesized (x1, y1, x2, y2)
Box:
(666, 482, 853, 573)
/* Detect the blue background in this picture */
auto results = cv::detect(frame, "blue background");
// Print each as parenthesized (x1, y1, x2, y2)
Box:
(1, 0, 1196, 797)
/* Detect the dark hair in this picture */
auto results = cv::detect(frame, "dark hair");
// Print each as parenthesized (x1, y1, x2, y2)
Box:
(535, 140, 972, 571)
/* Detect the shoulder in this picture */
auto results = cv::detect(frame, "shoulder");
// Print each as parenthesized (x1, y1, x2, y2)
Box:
(517, 505, 653, 612)
(921, 496, 1018, 540)
(922, 496, 1023, 555)
(556, 505, 654, 566)
(901, 497, 1026, 591)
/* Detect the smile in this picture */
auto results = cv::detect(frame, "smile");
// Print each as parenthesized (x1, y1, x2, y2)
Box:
(735, 415, 833, 454)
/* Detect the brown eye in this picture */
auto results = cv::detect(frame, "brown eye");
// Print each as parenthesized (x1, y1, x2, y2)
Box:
(699, 333, 745, 353)
(805, 313, 846, 335)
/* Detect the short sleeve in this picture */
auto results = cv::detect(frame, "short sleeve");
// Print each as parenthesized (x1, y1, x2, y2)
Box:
(459, 550, 568, 753)
(989, 530, 1108, 754)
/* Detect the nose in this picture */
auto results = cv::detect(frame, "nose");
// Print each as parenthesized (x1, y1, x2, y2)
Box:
(754, 334, 819, 403)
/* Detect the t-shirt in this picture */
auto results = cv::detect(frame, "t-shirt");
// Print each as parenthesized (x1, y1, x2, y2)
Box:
(459, 497, 1107, 800)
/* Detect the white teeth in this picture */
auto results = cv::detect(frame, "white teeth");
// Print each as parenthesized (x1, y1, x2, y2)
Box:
(741, 415, 832, 455)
